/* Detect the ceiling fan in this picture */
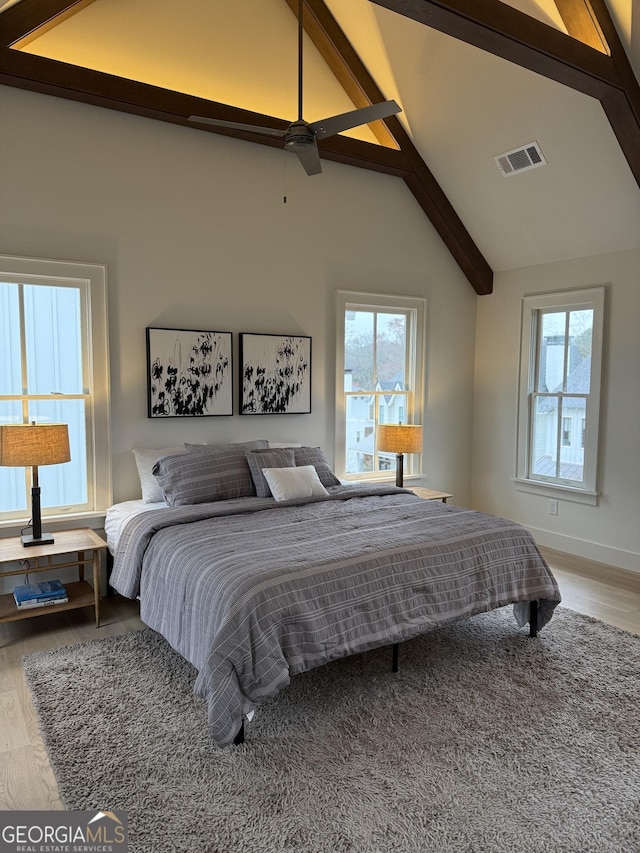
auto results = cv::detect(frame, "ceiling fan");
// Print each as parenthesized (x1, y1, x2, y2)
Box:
(188, 0, 401, 176)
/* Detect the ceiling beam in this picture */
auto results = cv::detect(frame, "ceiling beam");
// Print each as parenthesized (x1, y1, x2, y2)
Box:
(585, 0, 640, 121)
(368, 0, 640, 187)
(0, 48, 410, 171)
(368, 0, 616, 94)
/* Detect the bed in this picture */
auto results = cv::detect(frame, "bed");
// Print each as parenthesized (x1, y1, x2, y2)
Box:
(109, 443, 561, 747)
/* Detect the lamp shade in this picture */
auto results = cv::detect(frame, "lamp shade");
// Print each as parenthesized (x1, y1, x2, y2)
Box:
(377, 424, 423, 455)
(0, 423, 71, 467)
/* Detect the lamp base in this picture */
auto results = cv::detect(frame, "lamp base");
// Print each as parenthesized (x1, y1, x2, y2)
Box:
(21, 532, 55, 547)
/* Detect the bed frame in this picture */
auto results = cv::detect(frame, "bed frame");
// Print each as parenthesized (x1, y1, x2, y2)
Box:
(232, 599, 540, 745)
(109, 540, 541, 748)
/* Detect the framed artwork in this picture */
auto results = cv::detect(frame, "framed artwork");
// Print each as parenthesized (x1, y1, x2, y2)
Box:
(146, 327, 233, 417)
(240, 333, 311, 415)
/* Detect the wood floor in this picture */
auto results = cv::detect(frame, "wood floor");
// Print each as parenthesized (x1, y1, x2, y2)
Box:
(0, 550, 638, 812)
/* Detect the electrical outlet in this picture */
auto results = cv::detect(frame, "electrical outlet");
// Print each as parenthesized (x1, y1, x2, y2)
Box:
(548, 499, 558, 516)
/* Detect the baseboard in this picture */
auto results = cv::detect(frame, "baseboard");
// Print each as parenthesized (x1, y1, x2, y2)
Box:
(528, 526, 640, 574)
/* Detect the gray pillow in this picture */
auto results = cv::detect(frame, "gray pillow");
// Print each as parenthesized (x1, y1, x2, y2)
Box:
(293, 447, 340, 488)
(246, 447, 296, 497)
(154, 443, 266, 505)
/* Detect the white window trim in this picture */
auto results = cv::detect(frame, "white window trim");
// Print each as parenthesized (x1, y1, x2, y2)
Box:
(515, 286, 605, 505)
(335, 290, 426, 482)
(0, 254, 112, 530)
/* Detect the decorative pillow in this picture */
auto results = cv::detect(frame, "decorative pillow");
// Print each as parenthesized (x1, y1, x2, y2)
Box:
(262, 465, 329, 502)
(154, 444, 265, 505)
(132, 447, 186, 503)
(246, 448, 296, 498)
(293, 447, 340, 488)
(268, 441, 303, 448)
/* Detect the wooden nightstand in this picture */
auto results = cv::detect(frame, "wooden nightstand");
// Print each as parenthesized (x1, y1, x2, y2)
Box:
(409, 487, 452, 503)
(0, 528, 106, 628)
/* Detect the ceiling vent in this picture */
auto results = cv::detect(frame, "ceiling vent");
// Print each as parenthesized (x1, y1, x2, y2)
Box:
(494, 142, 546, 177)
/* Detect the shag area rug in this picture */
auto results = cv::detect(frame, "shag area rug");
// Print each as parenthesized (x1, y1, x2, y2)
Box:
(23, 607, 639, 853)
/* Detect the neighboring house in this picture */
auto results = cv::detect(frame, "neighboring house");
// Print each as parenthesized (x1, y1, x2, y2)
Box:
(345, 373, 407, 475)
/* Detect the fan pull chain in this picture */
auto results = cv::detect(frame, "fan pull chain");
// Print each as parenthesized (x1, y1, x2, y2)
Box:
(283, 152, 288, 203)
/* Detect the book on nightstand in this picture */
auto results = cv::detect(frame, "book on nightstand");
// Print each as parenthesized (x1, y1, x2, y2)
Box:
(13, 579, 68, 609)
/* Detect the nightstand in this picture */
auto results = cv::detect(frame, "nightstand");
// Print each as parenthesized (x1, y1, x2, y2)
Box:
(409, 487, 452, 503)
(0, 528, 106, 628)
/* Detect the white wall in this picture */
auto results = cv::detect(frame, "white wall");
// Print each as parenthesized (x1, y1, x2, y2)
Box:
(472, 249, 640, 572)
(0, 85, 477, 509)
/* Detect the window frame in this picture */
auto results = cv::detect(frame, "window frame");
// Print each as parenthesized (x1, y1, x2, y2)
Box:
(515, 286, 605, 505)
(0, 255, 111, 530)
(335, 290, 425, 482)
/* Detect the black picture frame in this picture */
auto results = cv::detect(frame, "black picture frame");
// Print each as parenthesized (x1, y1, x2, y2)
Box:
(240, 333, 312, 415)
(146, 327, 233, 418)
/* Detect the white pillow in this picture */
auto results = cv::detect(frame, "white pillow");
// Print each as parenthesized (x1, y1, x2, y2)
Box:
(132, 447, 186, 503)
(262, 465, 329, 502)
(268, 441, 303, 448)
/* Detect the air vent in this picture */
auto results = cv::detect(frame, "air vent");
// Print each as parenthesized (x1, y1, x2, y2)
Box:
(494, 141, 547, 177)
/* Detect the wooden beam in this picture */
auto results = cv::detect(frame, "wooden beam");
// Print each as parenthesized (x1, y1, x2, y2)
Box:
(403, 170, 493, 294)
(368, 0, 616, 95)
(585, 0, 640, 125)
(368, 0, 640, 186)
(0, 48, 410, 171)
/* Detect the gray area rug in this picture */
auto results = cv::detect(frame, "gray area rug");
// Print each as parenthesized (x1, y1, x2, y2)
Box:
(23, 607, 639, 853)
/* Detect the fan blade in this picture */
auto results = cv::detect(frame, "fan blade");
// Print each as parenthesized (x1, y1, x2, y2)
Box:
(310, 100, 401, 140)
(292, 141, 322, 176)
(188, 116, 286, 138)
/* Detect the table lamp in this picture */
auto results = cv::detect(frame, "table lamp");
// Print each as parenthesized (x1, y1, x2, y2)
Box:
(0, 422, 71, 546)
(376, 423, 423, 487)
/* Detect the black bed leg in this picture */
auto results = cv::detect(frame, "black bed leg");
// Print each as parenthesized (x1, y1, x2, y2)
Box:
(391, 643, 399, 673)
(233, 721, 245, 746)
(529, 600, 539, 638)
(106, 550, 115, 597)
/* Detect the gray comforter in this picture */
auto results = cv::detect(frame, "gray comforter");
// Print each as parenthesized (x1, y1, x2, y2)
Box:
(110, 485, 561, 746)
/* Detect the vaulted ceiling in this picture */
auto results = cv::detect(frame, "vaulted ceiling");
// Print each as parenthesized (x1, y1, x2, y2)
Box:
(1, 0, 639, 295)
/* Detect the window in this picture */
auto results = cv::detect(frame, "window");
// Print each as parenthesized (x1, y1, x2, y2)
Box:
(516, 287, 604, 503)
(336, 291, 425, 481)
(0, 255, 111, 527)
